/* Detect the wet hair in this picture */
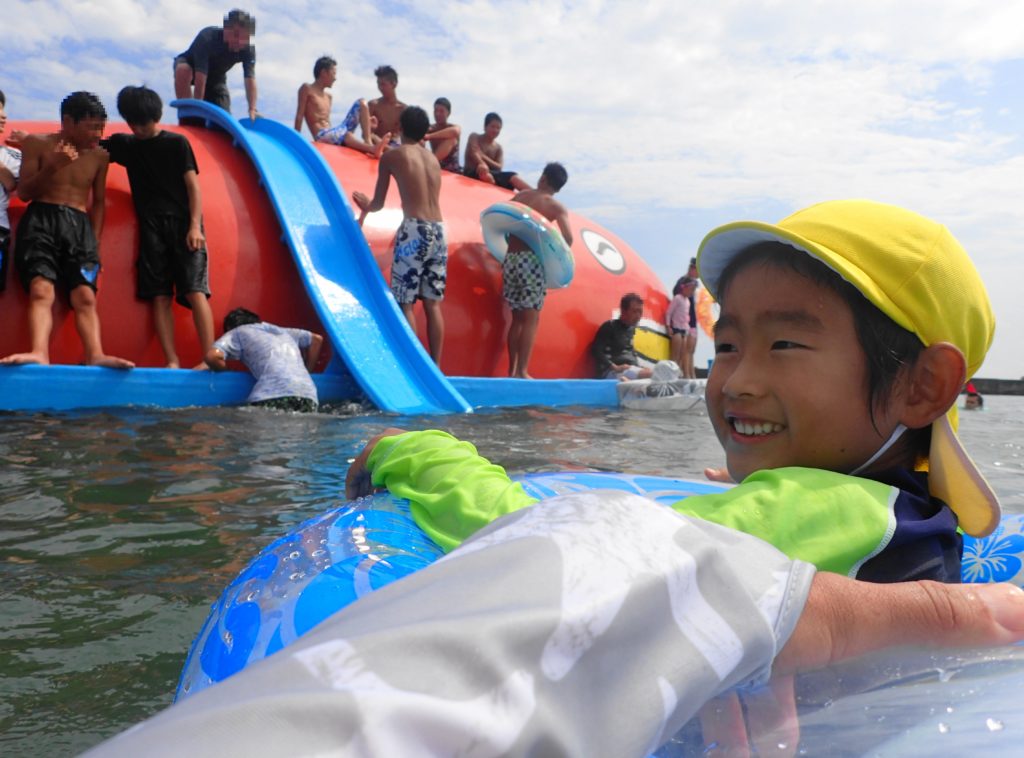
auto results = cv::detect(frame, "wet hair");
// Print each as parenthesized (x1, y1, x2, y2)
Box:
(224, 307, 261, 332)
(541, 162, 568, 192)
(620, 292, 643, 312)
(116, 86, 162, 126)
(374, 65, 398, 85)
(716, 242, 928, 448)
(400, 106, 430, 141)
(224, 9, 255, 33)
(484, 112, 502, 127)
(0, 90, 5, 107)
(434, 97, 451, 113)
(314, 56, 336, 79)
(61, 91, 107, 123)
(967, 391, 984, 408)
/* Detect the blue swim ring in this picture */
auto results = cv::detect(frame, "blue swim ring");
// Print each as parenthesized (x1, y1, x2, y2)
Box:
(480, 201, 574, 288)
(175, 471, 1024, 701)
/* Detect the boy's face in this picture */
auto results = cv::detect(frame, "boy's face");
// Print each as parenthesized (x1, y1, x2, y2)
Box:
(321, 66, 337, 87)
(224, 24, 250, 52)
(485, 119, 502, 139)
(620, 300, 644, 326)
(0, 102, 6, 134)
(62, 115, 105, 150)
(129, 121, 160, 139)
(706, 262, 900, 482)
(377, 77, 396, 97)
(433, 103, 449, 124)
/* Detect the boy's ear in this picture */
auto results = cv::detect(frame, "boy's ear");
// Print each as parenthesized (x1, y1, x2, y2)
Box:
(897, 342, 967, 429)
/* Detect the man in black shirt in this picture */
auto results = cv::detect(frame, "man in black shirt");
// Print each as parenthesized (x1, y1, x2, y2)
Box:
(591, 292, 653, 380)
(174, 9, 258, 120)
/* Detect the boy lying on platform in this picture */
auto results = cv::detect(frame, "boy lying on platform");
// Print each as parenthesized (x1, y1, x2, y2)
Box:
(346, 200, 999, 584)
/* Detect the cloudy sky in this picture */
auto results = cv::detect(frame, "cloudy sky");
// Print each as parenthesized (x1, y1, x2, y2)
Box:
(5, 0, 1024, 377)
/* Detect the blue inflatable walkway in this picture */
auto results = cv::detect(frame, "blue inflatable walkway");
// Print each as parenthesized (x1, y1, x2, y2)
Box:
(173, 100, 471, 415)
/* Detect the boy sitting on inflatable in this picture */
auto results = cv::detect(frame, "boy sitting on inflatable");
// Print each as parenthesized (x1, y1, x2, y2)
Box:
(347, 200, 998, 583)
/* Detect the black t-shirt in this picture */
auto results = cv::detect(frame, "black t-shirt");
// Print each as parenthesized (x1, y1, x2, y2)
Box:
(591, 319, 638, 377)
(178, 26, 255, 85)
(102, 131, 199, 218)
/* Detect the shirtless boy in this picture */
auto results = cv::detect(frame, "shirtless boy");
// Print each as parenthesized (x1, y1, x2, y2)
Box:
(367, 66, 405, 147)
(352, 106, 447, 364)
(2, 92, 132, 368)
(503, 163, 572, 378)
(463, 113, 530, 191)
(295, 56, 387, 158)
(423, 97, 461, 173)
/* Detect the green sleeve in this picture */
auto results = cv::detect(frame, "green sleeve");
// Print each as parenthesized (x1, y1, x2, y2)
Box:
(672, 467, 897, 576)
(367, 430, 538, 552)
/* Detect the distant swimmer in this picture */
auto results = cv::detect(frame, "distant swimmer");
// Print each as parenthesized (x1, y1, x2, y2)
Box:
(294, 56, 387, 158)
(2, 92, 133, 369)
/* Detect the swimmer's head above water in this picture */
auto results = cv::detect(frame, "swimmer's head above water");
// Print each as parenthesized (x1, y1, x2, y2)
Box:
(696, 199, 998, 536)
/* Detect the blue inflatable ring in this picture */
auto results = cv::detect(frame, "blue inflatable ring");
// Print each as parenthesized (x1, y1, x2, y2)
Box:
(175, 471, 1024, 701)
(480, 201, 575, 289)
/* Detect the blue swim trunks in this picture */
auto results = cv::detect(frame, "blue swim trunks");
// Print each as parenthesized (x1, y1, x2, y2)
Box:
(390, 218, 448, 304)
(315, 100, 362, 146)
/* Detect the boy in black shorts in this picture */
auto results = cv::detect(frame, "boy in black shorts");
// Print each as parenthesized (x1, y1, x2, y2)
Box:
(2, 91, 133, 368)
(103, 86, 214, 368)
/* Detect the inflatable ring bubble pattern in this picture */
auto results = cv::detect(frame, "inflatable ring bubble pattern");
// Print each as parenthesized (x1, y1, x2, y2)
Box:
(176, 470, 1024, 701)
(480, 201, 575, 289)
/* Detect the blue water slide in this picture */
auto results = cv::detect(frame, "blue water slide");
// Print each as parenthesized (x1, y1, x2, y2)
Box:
(173, 100, 471, 415)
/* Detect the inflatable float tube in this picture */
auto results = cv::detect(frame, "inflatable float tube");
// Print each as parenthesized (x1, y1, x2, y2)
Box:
(175, 471, 1024, 702)
(480, 201, 575, 288)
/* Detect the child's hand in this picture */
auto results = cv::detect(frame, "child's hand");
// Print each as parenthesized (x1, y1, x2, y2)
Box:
(49, 139, 78, 169)
(345, 427, 408, 499)
(6, 129, 27, 147)
(704, 467, 734, 484)
(186, 224, 205, 251)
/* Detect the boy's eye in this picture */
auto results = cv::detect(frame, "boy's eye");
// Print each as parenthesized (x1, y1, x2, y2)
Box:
(714, 342, 736, 354)
(771, 340, 806, 350)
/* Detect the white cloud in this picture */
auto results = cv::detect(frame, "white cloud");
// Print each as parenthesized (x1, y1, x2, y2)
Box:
(5, 0, 1024, 376)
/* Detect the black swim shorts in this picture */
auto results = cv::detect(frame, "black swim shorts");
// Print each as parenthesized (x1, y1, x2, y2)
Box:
(136, 214, 211, 307)
(14, 202, 101, 294)
(463, 166, 519, 190)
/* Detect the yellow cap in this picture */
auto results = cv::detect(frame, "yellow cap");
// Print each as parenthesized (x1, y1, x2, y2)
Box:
(696, 199, 999, 536)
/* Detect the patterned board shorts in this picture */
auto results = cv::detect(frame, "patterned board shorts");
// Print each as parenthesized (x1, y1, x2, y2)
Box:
(502, 248, 546, 310)
(390, 218, 448, 304)
(315, 100, 362, 146)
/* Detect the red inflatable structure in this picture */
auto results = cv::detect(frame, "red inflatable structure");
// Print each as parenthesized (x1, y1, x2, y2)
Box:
(3, 121, 670, 379)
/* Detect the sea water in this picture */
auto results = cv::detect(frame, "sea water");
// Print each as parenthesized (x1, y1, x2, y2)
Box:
(1, 396, 1022, 755)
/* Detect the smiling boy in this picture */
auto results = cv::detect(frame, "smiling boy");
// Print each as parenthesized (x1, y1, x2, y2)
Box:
(345, 200, 998, 585)
(2, 92, 132, 368)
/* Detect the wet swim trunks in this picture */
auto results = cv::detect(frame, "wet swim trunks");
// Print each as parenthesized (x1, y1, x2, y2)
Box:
(463, 166, 519, 189)
(137, 214, 211, 307)
(14, 202, 101, 294)
(502, 247, 545, 310)
(251, 396, 317, 413)
(390, 218, 447, 304)
(315, 100, 362, 146)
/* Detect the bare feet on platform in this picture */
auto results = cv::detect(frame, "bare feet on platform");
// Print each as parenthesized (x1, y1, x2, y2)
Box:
(87, 355, 135, 370)
(373, 135, 390, 159)
(0, 352, 48, 366)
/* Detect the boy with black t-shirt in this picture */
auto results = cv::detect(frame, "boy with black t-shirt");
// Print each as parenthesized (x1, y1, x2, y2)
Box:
(103, 86, 214, 368)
